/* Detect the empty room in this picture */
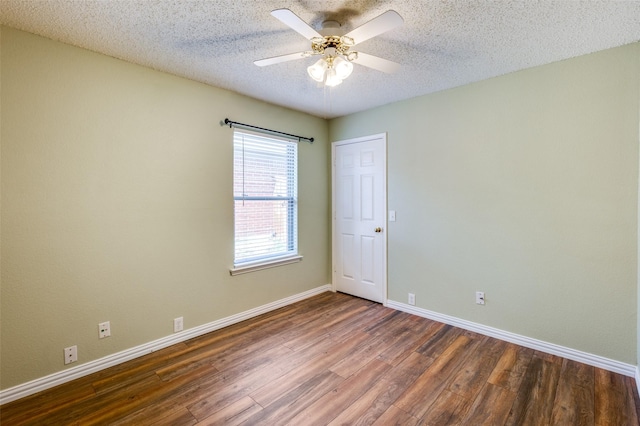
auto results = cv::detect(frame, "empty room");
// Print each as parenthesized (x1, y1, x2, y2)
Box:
(1, 1, 640, 424)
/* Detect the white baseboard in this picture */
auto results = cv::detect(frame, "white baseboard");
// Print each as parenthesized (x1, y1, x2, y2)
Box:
(0, 284, 332, 405)
(386, 300, 636, 377)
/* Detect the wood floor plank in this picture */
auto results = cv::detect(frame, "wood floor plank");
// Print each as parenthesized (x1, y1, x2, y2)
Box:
(287, 358, 392, 425)
(112, 404, 197, 425)
(626, 376, 640, 424)
(91, 343, 191, 394)
(156, 313, 296, 382)
(374, 350, 435, 405)
(415, 324, 464, 359)
(327, 351, 433, 426)
(326, 378, 398, 426)
(1, 292, 636, 425)
(504, 355, 562, 426)
(534, 350, 564, 365)
(0, 383, 96, 425)
(42, 372, 165, 425)
(487, 343, 534, 392)
(459, 382, 517, 425)
(187, 330, 348, 420)
(154, 316, 291, 381)
(416, 337, 507, 425)
(115, 343, 291, 426)
(417, 389, 471, 425)
(364, 310, 410, 335)
(277, 295, 375, 344)
(241, 370, 345, 426)
(249, 330, 371, 407)
(194, 396, 262, 426)
(158, 410, 198, 426)
(595, 368, 639, 426)
(376, 321, 444, 367)
(142, 407, 197, 426)
(329, 332, 398, 378)
(325, 302, 398, 345)
(177, 344, 295, 421)
(184, 291, 345, 352)
(3, 342, 185, 423)
(281, 304, 373, 351)
(447, 336, 507, 399)
(394, 334, 481, 419)
(371, 405, 419, 426)
(550, 358, 595, 426)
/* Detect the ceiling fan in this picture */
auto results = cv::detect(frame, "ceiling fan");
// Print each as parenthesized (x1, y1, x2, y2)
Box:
(254, 9, 404, 87)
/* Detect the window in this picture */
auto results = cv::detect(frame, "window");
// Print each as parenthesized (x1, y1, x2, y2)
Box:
(232, 129, 300, 273)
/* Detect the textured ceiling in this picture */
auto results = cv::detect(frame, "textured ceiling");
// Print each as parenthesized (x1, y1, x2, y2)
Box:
(1, 1, 640, 118)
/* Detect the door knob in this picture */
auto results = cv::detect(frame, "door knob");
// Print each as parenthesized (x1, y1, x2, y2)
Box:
(375, 227, 382, 233)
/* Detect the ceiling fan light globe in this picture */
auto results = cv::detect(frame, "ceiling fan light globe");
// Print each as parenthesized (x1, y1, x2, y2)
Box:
(325, 76, 343, 87)
(307, 58, 327, 82)
(325, 68, 343, 87)
(334, 57, 353, 80)
(340, 36, 355, 46)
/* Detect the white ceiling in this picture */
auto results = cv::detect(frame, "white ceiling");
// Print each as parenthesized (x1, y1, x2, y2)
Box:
(1, 1, 639, 118)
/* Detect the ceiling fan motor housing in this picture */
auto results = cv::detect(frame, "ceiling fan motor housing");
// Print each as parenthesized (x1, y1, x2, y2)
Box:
(319, 20, 342, 36)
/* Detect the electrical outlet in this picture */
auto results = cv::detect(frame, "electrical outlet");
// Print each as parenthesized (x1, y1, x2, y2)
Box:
(408, 293, 416, 306)
(64, 345, 78, 365)
(476, 291, 485, 305)
(174, 317, 184, 333)
(99, 321, 111, 339)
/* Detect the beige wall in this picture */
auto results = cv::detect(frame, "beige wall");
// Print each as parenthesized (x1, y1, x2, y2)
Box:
(0, 27, 331, 389)
(331, 43, 640, 364)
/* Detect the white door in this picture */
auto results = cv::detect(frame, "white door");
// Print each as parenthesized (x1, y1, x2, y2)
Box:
(332, 134, 387, 303)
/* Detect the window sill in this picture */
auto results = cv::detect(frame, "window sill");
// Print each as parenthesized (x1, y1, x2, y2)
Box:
(230, 255, 303, 276)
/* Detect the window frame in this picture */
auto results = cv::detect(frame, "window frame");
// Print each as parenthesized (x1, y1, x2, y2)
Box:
(230, 129, 302, 275)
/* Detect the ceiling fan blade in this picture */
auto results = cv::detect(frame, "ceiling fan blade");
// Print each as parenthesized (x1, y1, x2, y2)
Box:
(271, 9, 322, 40)
(254, 52, 307, 67)
(344, 10, 403, 45)
(352, 52, 401, 74)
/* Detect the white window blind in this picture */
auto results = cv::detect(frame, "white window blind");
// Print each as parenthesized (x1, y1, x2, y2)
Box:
(233, 130, 298, 267)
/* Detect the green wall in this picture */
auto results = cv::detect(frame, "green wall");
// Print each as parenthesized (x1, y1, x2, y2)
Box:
(0, 27, 331, 389)
(330, 43, 640, 364)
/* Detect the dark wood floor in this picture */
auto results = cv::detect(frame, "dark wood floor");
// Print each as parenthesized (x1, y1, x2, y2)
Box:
(2, 292, 639, 425)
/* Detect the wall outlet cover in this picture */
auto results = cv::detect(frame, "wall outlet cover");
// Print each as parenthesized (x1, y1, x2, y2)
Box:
(99, 321, 111, 339)
(64, 345, 78, 365)
(174, 317, 184, 333)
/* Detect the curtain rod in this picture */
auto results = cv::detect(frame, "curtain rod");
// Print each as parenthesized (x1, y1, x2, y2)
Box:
(223, 118, 314, 144)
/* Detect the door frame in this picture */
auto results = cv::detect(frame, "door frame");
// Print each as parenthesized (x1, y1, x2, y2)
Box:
(331, 133, 388, 306)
